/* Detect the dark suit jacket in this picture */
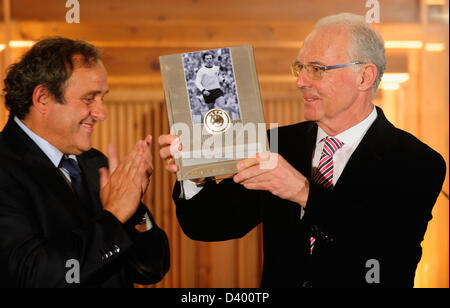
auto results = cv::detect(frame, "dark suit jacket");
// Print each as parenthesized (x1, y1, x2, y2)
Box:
(173, 107, 446, 288)
(0, 118, 170, 288)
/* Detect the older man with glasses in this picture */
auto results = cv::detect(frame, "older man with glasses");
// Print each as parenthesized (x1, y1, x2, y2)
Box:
(159, 13, 446, 288)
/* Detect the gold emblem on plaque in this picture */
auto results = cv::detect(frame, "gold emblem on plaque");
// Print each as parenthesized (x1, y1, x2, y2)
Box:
(204, 108, 231, 134)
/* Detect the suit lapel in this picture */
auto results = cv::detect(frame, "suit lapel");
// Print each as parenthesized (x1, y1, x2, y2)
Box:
(77, 155, 103, 216)
(303, 122, 318, 179)
(2, 118, 93, 222)
(334, 107, 395, 190)
(29, 162, 93, 222)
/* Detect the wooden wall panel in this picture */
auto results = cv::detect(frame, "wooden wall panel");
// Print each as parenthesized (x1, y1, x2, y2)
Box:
(415, 194, 449, 288)
(10, 21, 313, 45)
(5, 0, 420, 23)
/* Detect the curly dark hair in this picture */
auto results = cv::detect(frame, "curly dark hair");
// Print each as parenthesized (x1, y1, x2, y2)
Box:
(3, 37, 103, 119)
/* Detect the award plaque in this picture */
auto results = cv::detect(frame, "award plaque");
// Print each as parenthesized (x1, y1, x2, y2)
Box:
(160, 46, 269, 181)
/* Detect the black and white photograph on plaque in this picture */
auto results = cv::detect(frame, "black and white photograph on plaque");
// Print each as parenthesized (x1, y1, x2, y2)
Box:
(182, 48, 242, 125)
(160, 45, 268, 180)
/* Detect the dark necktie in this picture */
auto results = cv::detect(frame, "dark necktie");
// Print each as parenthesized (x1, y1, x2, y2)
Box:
(60, 156, 93, 211)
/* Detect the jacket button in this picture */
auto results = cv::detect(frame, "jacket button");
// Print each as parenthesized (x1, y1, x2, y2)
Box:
(114, 245, 120, 253)
(320, 232, 334, 243)
(302, 281, 313, 288)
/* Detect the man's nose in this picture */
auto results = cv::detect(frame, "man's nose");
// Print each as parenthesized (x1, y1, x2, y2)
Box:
(295, 68, 312, 89)
(91, 100, 107, 122)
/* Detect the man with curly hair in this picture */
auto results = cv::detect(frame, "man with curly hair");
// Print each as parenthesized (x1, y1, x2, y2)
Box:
(0, 37, 170, 287)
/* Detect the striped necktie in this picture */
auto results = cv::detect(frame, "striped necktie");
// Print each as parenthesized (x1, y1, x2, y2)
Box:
(310, 136, 344, 254)
(312, 136, 344, 189)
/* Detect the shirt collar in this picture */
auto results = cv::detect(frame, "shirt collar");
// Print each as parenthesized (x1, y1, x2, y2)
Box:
(14, 116, 77, 167)
(316, 106, 378, 146)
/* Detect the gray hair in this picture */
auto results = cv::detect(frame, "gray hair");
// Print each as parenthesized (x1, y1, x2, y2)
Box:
(312, 13, 386, 96)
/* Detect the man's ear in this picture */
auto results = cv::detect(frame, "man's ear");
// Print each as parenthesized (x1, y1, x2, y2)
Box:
(357, 63, 378, 92)
(31, 85, 52, 114)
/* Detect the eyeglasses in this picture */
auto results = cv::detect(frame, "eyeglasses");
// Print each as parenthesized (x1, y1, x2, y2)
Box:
(291, 61, 366, 80)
